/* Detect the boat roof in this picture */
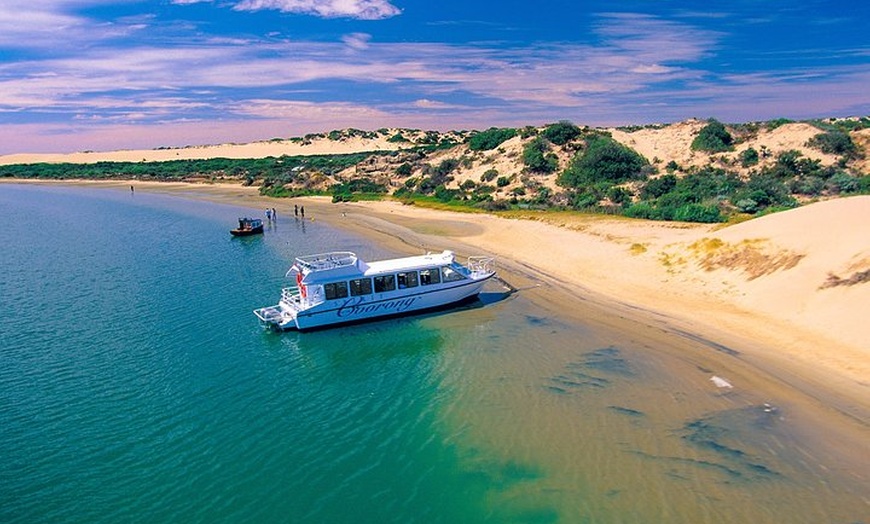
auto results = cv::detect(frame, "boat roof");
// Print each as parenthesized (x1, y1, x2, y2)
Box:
(294, 250, 456, 280)
(365, 250, 455, 274)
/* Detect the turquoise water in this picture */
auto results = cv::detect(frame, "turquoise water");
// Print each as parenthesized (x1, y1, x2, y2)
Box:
(1, 184, 867, 523)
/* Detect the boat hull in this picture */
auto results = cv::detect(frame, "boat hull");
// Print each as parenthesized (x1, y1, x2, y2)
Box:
(255, 273, 493, 331)
(297, 275, 491, 330)
(230, 226, 264, 236)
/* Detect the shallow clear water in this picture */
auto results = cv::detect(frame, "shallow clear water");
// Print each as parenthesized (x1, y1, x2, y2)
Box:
(0, 184, 866, 523)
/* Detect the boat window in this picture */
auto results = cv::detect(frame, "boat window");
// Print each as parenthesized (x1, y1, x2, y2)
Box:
(441, 265, 466, 282)
(374, 275, 396, 293)
(396, 271, 418, 289)
(324, 281, 349, 300)
(349, 278, 373, 296)
(419, 268, 441, 286)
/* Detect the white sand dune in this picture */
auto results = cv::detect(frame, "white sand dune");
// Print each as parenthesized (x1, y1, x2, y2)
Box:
(709, 196, 869, 350)
(0, 134, 402, 165)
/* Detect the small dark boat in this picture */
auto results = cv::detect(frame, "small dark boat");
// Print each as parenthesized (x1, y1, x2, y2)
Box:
(230, 217, 264, 237)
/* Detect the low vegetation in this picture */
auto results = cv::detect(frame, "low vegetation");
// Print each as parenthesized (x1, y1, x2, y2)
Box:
(2, 117, 869, 223)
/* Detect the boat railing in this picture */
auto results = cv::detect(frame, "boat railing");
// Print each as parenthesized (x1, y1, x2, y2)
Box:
(281, 286, 301, 305)
(281, 285, 325, 309)
(467, 255, 495, 276)
(294, 252, 357, 272)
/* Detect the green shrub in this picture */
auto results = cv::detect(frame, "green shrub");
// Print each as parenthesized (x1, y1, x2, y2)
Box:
(623, 202, 658, 219)
(735, 198, 760, 213)
(570, 190, 601, 209)
(673, 203, 722, 223)
(740, 147, 759, 167)
(559, 135, 648, 187)
(642, 174, 677, 199)
(395, 163, 413, 177)
(471, 184, 495, 201)
(330, 178, 388, 195)
(827, 172, 860, 194)
(606, 186, 631, 205)
(767, 150, 823, 180)
(806, 130, 857, 156)
(765, 118, 794, 130)
(541, 121, 582, 145)
(434, 185, 458, 202)
(516, 126, 537, 139)
(734, 174, 796, 211)
(675, 167, 743, 201)
(522, 137, 558, 173)
(480, 168, 499, 182)
(460, 179, 476, 190)
(789, 175, 825, 196)
(468, 127, 517, 151)
(691, 119, 733, 152)
(435, 158, 459, 178)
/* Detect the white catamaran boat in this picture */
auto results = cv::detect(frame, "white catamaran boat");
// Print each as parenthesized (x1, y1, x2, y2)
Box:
(254, 250, 496, 331)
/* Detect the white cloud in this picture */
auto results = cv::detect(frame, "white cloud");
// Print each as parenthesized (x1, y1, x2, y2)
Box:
(631, 64, 678, 74)
(0, 4, 88, 48)
(412, 99, 464, 110)
(232, 0, 401, 20)
(232, 99, 388, 120)
(342, 32, 372, 50)
(0, 0, 153, 49)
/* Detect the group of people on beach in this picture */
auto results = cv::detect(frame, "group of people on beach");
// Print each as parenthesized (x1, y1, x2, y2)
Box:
(265, 204, 306, 221)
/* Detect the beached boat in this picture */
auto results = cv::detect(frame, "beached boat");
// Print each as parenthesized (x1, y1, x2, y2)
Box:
(230, 217, 264, 236)
(254, 250, 496, 331)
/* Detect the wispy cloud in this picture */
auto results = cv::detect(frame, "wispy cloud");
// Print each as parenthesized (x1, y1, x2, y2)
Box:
(0, 11, 720, 108)
(0, 2, 92, 48)
(341, 32, 372, 50)
(172, 0, 402, 19)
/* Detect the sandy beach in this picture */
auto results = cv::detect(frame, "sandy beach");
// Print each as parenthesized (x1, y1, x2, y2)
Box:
(10, 178, 867, 426)
(295, 192, 870, 422)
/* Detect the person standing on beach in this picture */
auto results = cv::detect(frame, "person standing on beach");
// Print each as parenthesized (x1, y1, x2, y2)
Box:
(130, 185, 134, 193)
(301, 206, 305, 219)
(294, 204, 298, 217)
(265, 208, 272, 221)
(271, 208, 277, 220)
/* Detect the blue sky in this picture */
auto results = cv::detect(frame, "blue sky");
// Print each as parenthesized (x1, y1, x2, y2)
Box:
(0, 0, 868, 154)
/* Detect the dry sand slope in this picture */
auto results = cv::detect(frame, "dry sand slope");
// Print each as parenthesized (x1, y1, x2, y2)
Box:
(687, 196, 869, 350)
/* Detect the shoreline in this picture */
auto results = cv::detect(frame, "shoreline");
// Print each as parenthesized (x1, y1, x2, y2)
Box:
(5, 178, 868, 425)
